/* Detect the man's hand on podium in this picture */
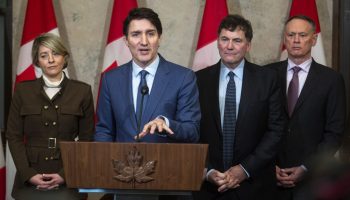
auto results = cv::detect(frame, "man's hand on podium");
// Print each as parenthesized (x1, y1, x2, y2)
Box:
(135, 117, 174, 140)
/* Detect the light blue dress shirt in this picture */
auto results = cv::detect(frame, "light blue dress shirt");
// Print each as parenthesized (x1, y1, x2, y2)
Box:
(218, 60, 244, 127)
(131, 55, 170, 128)
(209, 59, 250, 178)
(132, 55, 160, 111)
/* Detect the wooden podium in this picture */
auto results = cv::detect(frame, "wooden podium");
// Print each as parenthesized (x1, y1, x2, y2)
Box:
(60, 142, 208, 199)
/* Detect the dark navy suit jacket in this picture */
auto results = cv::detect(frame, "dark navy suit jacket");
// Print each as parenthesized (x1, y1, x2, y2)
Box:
(194, 60, 286, 200)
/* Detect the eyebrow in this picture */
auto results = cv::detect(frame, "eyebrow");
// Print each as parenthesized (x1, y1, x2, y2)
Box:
(286, 31, 310, 34)
(130, 29, 157, 34)
(220, 35, 243, 40)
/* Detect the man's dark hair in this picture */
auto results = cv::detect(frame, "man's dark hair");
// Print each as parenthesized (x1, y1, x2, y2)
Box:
(123, 7, 162, 36)
(285, 15, 316, 32)
(218, 14, 253, 42)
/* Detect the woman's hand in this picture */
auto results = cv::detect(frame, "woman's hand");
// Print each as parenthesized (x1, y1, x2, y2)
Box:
(29, 173, 65, 190)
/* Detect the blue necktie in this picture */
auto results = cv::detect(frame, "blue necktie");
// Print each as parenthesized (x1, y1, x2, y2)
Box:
(222, 71, 236, 170)
(136, 70, 149, 124)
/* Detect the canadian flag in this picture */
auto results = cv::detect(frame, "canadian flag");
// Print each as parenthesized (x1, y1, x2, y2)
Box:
(280, 0, 326, 65)
(15, 0, 61, 83)
(192, 0, 228, 71)
(8, 0, 62, 199)
(96, 0, 137, 118)
(101, 0, 137, 74)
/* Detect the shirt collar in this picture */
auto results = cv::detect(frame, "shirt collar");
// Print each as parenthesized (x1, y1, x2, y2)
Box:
(132, 55, 160, 77)
(287, 57, 312, 73)
(42, 72, 65, 88)
(220, 59, 244, 80)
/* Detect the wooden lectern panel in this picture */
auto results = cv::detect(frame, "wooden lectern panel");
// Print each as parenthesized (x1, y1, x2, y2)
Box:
(60, 142, 208, 191)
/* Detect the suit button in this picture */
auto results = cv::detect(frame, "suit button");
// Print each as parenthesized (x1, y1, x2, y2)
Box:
(55, 105, 59, 109)
(44, 122, 49, 126)
(52, 121, 57, 126)
(43, 105, 49, 110)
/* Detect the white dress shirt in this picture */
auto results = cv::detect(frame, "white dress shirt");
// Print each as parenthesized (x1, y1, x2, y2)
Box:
(286, 57, 312, 172)
(286, 58, 312, 96)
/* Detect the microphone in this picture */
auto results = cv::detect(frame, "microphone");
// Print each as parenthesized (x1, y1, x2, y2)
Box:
(141, 85, 149, 95)
(136, 85, 149, 142)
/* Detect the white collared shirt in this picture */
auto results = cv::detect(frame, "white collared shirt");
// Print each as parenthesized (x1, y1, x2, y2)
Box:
(286, 58, 312, 96)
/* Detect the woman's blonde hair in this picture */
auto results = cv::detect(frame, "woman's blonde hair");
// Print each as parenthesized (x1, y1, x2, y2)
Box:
(31, 33, 69, 69)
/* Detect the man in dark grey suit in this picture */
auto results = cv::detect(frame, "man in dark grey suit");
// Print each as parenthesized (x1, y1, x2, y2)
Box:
(265, 15, 346, 200)
(193, 14, 286, 200)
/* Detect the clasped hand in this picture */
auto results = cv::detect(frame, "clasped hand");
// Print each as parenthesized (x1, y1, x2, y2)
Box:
(276, 165, 306, 188)
(207, 165, 247, 193)
(135, 117, 174, 140)
(29, 173, 64, 190)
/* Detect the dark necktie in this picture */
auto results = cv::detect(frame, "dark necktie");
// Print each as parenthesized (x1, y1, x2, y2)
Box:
(287, 66, 301, 117)
(222, 71, 236, 170)
(136, 70, 149, 123)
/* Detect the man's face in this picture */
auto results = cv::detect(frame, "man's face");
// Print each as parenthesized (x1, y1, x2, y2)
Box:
(124, 19, 161, 68)
(284, 18, 317, 63)
(217, 28, 251, 69)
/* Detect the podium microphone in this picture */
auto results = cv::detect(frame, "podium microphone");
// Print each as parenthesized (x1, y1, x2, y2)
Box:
(136, 85, 149, 142)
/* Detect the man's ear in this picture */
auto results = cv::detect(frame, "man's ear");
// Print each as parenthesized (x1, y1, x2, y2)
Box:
(312, 33, 318, 47)
(123, 35, 129, 47)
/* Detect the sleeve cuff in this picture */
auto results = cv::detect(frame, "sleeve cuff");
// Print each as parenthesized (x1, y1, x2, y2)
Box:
(240, 164, 250, 178)
(156, 115, 170, 137)
(206, 169, 215, 181)
(300, 164, 308, 172)
(157, 115, 169, 127)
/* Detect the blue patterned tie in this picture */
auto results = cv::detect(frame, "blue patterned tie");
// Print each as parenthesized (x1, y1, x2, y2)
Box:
(136, 70, 149, 124)
(222, 71, 236, 170)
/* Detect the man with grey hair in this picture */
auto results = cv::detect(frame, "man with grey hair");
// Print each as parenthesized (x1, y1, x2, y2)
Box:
(266, 15, 346, 200)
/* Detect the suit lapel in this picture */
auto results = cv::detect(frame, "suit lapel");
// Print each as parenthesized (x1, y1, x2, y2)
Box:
(124, 62, 138, 131)
(236, 61, 255, 126)
(209, 62, 222, 135)
(279, 61, 289, 114)
(293, 60, 319, 115)
(142, 56, 169, 125)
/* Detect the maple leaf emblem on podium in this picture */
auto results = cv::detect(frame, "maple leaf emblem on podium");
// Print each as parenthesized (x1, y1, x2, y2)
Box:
(112, 146, 157, 187)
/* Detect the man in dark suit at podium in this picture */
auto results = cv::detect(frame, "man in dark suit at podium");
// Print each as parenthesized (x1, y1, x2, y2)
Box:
(95, 7, 200, 144)
(266, 15, 346, 200)
(193, 14, 286, 200)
